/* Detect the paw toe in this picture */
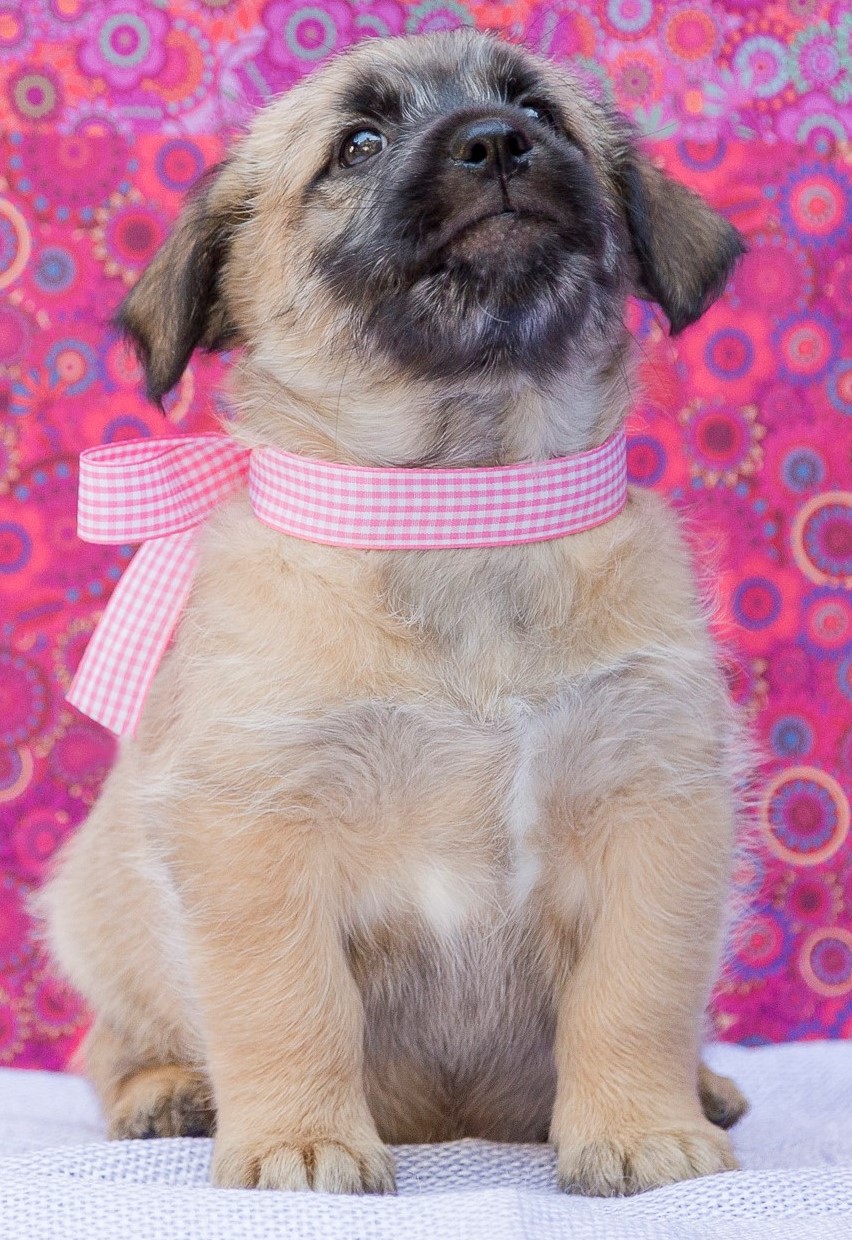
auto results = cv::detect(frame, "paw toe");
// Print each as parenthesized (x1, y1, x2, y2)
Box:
(558, 1123, 737, 1196)
(214, 1136, 396, 1193)
(109, 1067, 215, 1140)
(699, 1066, 749, 1131)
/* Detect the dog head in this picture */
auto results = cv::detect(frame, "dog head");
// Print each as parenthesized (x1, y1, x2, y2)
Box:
(118, 31, 743, 464)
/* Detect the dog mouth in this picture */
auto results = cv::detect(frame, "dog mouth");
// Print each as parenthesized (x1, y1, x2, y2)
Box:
(424, 205, 563, 265)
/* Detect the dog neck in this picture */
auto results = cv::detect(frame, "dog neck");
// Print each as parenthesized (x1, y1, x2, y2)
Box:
(228, 338, 632, 468)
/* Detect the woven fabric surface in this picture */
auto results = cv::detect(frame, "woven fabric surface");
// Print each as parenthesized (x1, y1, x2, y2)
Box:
(1, 1043, 852, 1239)
(0, 1, 850, 1068)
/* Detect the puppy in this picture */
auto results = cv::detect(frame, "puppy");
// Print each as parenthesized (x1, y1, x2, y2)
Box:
(41, 30, 748, 1196)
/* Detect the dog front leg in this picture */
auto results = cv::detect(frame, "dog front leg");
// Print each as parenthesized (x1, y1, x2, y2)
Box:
(549, 786, 738, 1195)
(175, 811, 395, 1193)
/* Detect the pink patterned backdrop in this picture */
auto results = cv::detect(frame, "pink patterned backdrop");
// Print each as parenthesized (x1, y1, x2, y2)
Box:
(0, 1, 850, 1069)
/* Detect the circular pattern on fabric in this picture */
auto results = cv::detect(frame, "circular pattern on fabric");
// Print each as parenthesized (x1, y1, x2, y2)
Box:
(704, 327, 754, 381)
(781, 446, 825, 493)
(775, 313, 837, 384)
(46, 338, 99, 396)
(732, 910, 789, 979)
(93, 197, 169, 284)
(778, 164, 850, 248)
(762, 765, 849, 866)
(733, 576, 781, 630)
(101, 14, 152, 67)
(770, 714, 814, 760)
(800, 928, 852, 998)
(792, 492, 852, 587)
(12, 804, 68, 877)
(0, 197, 32, 290)
(790, 21, 852, 103)
(770, 640, 816, 692)
(612, 49, 663, 108)
(287, 3, 342, 53)
(626, 434, 666, 487)
(0, 653, 49, 746)
(680, 399, 763, 486)
(155, 138, 205, 191)
(732, 35, 790, 99)
(662, 6, 720, 63)
(731, 236, 812, 313)
(34, 246, 77, 294)
(77, 4, 169, 91)
(8, 67, 62, 123)
(802, 588, 852, 654)
(263, 0, 357, 68)
(784, 872, 841, 927)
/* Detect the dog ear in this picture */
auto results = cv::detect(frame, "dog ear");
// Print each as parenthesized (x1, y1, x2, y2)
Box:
(115, 161, 248, 405)
(617, 148, 745, 335)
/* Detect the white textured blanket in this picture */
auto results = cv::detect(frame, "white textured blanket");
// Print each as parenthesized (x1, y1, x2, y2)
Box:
(1, 1042, 851, 1239)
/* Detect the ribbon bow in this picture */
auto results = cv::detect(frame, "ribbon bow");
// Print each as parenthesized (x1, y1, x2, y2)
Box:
(67, 430, 628, 737)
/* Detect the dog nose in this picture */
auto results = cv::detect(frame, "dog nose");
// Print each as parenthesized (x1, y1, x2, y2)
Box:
(449, 118, 532, 177)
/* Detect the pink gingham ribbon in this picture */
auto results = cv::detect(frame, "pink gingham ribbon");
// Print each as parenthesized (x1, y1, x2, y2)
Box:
(67, 429, 627, 736)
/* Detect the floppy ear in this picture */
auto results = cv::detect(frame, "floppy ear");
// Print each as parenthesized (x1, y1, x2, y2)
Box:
(115, 161, 248, 405)
(618, 149, 745, 335)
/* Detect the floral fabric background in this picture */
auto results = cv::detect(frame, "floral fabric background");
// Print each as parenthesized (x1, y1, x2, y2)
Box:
(0, 0, 850, 1069)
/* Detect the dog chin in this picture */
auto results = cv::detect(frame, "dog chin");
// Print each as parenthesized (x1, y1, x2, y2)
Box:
(375, 238, 593, 380)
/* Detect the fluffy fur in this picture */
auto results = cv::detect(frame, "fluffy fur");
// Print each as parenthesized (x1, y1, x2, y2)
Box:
(40, 30, 748, 1196)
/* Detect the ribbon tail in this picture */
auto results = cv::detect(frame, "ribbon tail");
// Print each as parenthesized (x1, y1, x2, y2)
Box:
(67, 527, 200, 737)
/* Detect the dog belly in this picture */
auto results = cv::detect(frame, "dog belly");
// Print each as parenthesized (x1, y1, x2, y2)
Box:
(353, 918, 556, 1143)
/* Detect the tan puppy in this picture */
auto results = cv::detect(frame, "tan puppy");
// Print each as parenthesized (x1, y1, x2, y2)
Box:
(40, 30, 749, 1196)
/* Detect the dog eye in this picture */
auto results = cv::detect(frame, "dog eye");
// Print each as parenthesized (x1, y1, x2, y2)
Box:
(340, 129, 388, 167)
(520, 101, 557, 129)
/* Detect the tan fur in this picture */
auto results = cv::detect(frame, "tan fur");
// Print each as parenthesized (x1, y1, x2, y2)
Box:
(39, 30, 747, 1196)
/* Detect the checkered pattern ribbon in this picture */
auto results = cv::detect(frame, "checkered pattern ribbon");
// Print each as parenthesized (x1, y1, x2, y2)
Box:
(67, 430, 627, 735)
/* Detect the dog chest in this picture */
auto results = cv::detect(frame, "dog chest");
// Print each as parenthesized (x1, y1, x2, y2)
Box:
(328, 689, 597, 939)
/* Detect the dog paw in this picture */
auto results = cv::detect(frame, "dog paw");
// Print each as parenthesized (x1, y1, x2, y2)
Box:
(109, 1066, 216, 1139)
(699, 1063, 749, 1131)
(213, 1134, 396, 1193)
(557, 1120, 737, 1196)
